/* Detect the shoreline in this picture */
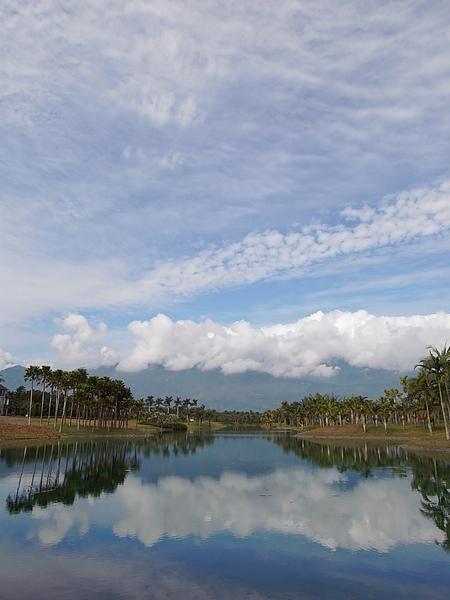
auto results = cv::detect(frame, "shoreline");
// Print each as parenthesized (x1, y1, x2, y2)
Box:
(0, 416, 159, 445)
(1, 417, 450, 455)
(293, 423, 450, 455)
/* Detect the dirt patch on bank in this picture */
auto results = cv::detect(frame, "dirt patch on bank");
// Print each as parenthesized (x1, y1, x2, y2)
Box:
(0, 417, 62, 442)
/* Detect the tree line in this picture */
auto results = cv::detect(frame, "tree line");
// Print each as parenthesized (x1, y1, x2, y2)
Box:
(262, 345, 450, 440)
(3, 366, 265, 430)
(2, 345, 450, 436)
(6, 366, 207, 431)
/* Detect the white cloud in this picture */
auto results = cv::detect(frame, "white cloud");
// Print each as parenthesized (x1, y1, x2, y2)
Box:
(136, 180, 450, 302)
(2, 179, 448, 335)
(117, 310, 450, 376)
(50, 313, 117, 370)
(0, 349, 15, 371)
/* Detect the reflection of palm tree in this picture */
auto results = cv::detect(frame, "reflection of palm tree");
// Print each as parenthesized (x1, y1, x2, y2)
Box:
(6, 441, 135, 513)
(411, 456, 450, 552)
(5, 435, 216, 514)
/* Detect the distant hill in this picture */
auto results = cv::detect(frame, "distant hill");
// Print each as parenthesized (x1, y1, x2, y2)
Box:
(0, 363, 412, 411)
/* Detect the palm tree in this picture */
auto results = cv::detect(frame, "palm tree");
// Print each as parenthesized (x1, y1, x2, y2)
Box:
(59, 371, 77, 432)
(155, 397, 164, 412)
(134, 399, 145, 429)
(164, 395, 173, 414)
(68, 368, 89, 426)
(73, 382, 91, 430)
(415, 370, 435, 436)
(428, 346, 450, 439)
(182, 398, 191, 422)
(417, 348, 450, 440)
(110, 378, 126, 429)
(440, 345, 450, 418)
(354, 395, 369, 432)
(50, 369, 65, 427)
(174, 396, 182, 417)
(38, 365, 52, 425)
(377, 394, 393, 433)
(24, 365, 40, 425)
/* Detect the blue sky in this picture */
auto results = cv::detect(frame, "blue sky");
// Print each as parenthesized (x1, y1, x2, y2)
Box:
(1, 0, 450, 378)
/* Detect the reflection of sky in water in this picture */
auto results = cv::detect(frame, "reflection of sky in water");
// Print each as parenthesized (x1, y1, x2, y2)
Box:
(1, 435, 449, 599)
(24, 466, 440, 551)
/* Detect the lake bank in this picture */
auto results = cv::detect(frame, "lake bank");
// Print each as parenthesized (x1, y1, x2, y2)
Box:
(0, 416, 159, 444)
(1, 417, 450, 455)
(295, 423, 450, 454)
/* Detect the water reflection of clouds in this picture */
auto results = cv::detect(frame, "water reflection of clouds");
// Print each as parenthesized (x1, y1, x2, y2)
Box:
(32, 503, 90, 545)
(31, 467, 442, 552)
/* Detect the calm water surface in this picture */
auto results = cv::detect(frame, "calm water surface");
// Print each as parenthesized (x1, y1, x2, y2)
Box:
(0, 431, 449, 599)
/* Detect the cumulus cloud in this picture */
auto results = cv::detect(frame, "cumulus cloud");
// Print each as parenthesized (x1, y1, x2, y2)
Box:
(117, 310, 450, 376)
(50, 313, 118, 370)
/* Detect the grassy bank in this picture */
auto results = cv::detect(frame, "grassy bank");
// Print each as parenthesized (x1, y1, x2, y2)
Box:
(295, 423, 450, 453)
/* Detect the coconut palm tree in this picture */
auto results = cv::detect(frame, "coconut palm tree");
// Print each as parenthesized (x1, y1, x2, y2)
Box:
(417, 348, 450, 440)
(415, 370, 435, 436)
(377, 394, 393, 434)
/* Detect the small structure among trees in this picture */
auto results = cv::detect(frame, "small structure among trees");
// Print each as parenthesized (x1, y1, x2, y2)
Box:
(0, 381, 8, 415)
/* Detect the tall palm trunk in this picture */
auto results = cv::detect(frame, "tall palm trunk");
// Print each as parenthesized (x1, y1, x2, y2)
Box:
(424, 396, 433, 436)
(27, 381, 34, 426)
(436, 379, 450, 440)
(59, 389, 69, 433)
(54, 388, 61, 427)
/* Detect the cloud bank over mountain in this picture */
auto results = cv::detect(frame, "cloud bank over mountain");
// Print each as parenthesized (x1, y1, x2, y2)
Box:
(43, 310, 449, 377)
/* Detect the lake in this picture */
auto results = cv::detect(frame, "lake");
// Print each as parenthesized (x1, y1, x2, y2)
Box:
(0, 431, 449, 599)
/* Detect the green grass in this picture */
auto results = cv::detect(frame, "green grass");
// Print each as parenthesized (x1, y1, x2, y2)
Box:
(295, 422, 450, 453)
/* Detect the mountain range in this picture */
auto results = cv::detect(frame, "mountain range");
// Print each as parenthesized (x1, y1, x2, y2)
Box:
(0, 363, 412, 411)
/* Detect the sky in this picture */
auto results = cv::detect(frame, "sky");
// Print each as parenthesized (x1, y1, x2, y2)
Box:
(1, 0, 450, 380)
